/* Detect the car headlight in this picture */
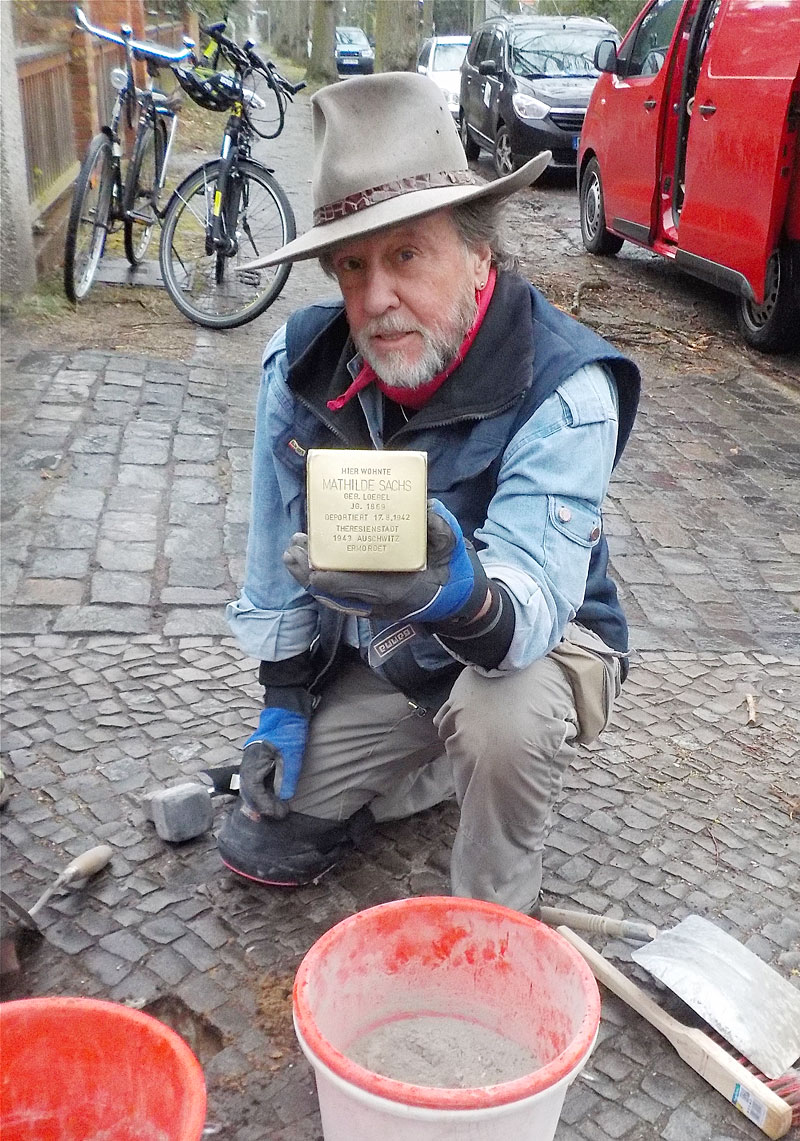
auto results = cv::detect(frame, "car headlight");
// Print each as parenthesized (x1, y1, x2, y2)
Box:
(445, 91, 459, 110)
(362, 47, 374, 58)
(512, 93, 551, 120)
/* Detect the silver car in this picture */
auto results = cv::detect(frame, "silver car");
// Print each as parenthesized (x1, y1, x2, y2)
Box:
(417, 35, 470, 120)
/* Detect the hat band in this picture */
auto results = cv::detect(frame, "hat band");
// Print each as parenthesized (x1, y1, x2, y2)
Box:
(313, 169, 477, 226)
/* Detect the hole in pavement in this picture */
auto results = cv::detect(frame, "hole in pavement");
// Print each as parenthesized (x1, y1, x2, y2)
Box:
(143, 995, 225, 1065)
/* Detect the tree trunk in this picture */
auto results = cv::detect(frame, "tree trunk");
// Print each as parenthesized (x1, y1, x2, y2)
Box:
(265, 0, 311, 65)
(307, 0, 338, 84)
(375, 0, 419, 72)
(420, 0, 434, 38)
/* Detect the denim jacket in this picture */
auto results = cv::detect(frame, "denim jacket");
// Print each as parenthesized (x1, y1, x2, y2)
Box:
(227, 273, 640, 700)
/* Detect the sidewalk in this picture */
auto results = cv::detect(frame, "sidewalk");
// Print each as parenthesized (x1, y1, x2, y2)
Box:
(2, 100, 799, 1140)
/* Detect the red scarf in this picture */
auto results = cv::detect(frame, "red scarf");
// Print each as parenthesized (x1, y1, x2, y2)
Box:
(327, 267, 497, 413)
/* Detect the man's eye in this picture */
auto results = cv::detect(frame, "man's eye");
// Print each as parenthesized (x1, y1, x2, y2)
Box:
(336, 258, 361, 273)
(397, 249, 415, 264)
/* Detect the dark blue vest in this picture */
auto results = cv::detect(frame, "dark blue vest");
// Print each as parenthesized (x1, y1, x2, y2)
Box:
(285, 273, 640, 700)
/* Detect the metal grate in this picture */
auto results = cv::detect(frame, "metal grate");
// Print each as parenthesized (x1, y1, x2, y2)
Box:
(550, 110, 585, 133)
(17, 47, 77, 210)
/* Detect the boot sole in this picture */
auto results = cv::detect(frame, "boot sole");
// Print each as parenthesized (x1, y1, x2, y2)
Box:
(220, 855, 337, 887)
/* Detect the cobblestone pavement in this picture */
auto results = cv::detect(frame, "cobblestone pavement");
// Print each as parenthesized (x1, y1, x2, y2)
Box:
(2, 91, 799, 1141)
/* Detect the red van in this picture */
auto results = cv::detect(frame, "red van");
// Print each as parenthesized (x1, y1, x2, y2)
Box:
(577, 0, 800, 352)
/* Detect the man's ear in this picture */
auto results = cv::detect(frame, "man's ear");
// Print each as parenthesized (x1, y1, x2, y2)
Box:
(471, 242, 492, 288)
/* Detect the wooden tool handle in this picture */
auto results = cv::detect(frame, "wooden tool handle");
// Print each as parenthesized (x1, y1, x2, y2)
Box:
(28, 846, 114, 920)
(539, 906, 657, 941)
(61, 844, 114, 883)
(557, 927, 792, 1139)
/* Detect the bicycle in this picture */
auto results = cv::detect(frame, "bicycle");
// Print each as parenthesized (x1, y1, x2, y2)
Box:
(63, 6, 194, 303)
(159, 23, 305, 329)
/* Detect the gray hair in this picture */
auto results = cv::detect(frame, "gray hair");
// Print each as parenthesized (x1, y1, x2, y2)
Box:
(450, 197, 518, 272)
(317, 198, 518, 278)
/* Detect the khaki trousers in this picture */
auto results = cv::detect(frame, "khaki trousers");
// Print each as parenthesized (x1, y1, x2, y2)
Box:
(288, 624, 622, 913)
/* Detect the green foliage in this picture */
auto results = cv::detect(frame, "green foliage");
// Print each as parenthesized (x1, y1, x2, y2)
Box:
(12, 0, 74, 46)
(183, 0, 248, 25)
(431, 0, 473, 35)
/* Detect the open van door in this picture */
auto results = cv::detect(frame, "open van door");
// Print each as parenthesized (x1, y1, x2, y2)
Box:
(597, 0, 687, 242)
(676, 0, 800, 305)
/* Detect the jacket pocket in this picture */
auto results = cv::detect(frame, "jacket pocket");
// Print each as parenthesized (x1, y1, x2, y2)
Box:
(546, 496, 602, 548)
(549, 633, 620, 744)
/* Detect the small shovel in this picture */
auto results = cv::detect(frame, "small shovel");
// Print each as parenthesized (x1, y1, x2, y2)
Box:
(559, 926, 798, 1139)
(540, 906, 800, 1079)
(631, 914, 800, 1080)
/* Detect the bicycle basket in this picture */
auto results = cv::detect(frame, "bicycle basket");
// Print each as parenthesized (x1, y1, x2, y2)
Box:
(173, 67, 241, 111)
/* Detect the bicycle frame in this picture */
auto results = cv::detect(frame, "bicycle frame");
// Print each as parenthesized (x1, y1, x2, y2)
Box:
(74, 7, 192, 225)
(207, 104, 250, 257)
(186, 21, 302, 261)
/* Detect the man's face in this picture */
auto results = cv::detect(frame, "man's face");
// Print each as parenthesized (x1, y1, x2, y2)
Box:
(328, 211, 491, 388)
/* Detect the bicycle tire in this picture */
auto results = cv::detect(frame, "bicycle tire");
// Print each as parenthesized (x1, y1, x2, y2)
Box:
(123, 115, 168, 265)
(63, 133, 114, 302)
(159, 157, 295, 329)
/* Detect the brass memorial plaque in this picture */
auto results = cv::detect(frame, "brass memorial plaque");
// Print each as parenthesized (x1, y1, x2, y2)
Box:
(306, 450, 428, 572)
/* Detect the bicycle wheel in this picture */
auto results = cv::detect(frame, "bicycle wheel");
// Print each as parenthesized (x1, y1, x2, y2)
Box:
(63, 133, 114, 302)
(159, 158, 295, 329)
(123, 115, 168, 265)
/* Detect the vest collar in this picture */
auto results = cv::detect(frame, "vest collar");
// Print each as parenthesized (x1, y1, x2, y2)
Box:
(288, 271, 535, 439)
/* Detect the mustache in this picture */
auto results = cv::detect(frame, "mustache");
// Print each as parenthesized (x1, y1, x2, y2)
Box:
(360, 313, 424, 339)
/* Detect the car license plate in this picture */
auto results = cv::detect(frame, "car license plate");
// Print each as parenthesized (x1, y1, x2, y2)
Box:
(572, 135, 580, 151)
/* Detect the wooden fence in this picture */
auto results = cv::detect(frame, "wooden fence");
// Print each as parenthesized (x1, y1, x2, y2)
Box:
(17, 46, 78, 218)
(15, 18, 185, 220)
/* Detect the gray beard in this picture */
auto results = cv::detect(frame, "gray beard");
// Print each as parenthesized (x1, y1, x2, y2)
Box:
(353, 284, 478, 389)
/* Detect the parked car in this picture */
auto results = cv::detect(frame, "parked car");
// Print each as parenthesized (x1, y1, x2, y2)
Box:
(459, 15, 618, 177)
(577, 0, 800, 353)
(335, 26, 374, 76)
(417, 35, 471, 120)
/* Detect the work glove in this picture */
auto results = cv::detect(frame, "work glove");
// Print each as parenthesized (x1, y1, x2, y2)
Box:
(283, 499, 481, 625)
(240, 690, 312, 820)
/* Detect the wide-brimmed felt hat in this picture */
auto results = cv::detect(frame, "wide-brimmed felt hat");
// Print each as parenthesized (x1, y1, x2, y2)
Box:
(241, 71, 550, 268)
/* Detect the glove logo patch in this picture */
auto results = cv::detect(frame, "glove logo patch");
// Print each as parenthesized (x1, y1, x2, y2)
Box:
(369, 622, 418, 665)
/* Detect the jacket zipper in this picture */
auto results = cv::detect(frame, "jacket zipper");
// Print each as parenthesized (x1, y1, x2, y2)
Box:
(386, 394, 525, 440)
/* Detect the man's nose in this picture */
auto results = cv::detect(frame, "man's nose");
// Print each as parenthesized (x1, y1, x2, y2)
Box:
(361, 264, 400, 318)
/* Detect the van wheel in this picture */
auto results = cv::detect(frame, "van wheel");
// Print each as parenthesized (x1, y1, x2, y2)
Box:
(580, 158, 624, 255)
(493, 124, 518, 177)
(460, 113, 480, 161)
(736, 245, 800, 353)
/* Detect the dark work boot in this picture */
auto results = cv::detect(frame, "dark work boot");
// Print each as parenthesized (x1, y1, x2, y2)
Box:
(217, 802, 375, 886)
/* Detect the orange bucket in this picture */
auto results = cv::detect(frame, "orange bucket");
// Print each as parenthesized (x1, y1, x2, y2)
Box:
(0, 996, 206, 1141)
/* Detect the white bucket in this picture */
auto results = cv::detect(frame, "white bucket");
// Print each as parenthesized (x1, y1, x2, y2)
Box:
(293, 896, 601, 1141)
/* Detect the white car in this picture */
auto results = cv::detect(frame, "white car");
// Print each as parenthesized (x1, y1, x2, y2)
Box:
(417, 35, 470, 120)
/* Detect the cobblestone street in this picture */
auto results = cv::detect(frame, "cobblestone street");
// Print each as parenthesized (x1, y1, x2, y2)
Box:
(1, 89, 799, 1141)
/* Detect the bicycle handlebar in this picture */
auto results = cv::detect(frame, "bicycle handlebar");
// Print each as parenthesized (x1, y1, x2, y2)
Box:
(200, 22, 306, 98)
(74, 6, 194, 64)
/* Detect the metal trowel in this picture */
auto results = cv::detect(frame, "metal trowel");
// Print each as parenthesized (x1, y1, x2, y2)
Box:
(631, 914, 800, 1079)
(0, 844, 113, 974)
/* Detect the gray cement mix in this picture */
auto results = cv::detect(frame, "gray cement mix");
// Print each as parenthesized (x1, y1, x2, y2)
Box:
(347, 1014, 540, 1088)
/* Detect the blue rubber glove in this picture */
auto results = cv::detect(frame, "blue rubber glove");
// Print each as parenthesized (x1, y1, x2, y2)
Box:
(283, 499, 477, 623)
(240, 705, 310, 819)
